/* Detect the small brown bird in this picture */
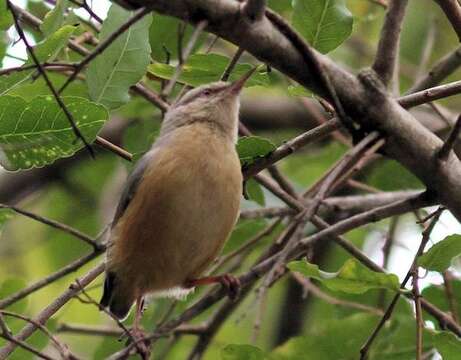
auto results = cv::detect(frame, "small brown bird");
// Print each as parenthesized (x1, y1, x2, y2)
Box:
(100, 70, 255, 329)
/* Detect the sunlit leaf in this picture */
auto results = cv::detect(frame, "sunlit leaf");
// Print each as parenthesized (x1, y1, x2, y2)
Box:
(0, 95, 107, 170)
(0, 0, 12, 31)
(236, 136, 276, 167)
(41, 0, 68, 35)
(434, 331, 461, 360)
(86, 3, 152, 109)
(292, 0, 353, 54)
(148, 53, 269, 88)
(288, 259, 400, 294)
(0, 25, 77, 95)
(418, 234, 461, 272)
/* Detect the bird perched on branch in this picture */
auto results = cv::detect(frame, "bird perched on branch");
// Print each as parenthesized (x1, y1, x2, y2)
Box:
(100, 69, 255, 331)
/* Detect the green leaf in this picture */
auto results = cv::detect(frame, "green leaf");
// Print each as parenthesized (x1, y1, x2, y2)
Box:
(0, 0, 13, 31)
(0, 208, 14, 230)
(223, 219, 267, 254)
(221, 344, 265, 360)
(434, 331, 461, 360)
(149, 14, 206, 63)
(287, 259, 400, 294)
(0, 95, 107, 170)
(86, 4, 152, 109)
(367, 159, 423, 191)
(0, 25, 76, 95)
(0, 278, 27, 313)
(236, 136, 276, 167)
(41, 0, 68, 36)
(418, 234, 461, 272)
(245, 178, 265, 206)
(292, 0, 353, 54)
(422, 281, 461, 327)
(287, 85, 312, 97)
(148, 53, 269, 88)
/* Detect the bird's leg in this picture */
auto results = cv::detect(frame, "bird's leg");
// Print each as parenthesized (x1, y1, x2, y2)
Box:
(133, 297, 144, 333)
(127, 297, 151, 359)
(185, 274, 241, 301)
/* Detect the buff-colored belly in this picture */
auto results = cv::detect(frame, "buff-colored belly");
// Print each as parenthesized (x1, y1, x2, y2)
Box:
(107, 125, 242, 296)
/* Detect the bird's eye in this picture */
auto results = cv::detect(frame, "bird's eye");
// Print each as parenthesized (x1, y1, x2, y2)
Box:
(202, 89, 211, 96)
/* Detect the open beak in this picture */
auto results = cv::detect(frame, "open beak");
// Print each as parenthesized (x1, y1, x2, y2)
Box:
(227, 67, 257, 94)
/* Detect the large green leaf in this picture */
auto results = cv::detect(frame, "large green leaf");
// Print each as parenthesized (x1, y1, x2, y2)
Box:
(148, 53, 269, 88)
(0, 95, 107, 170)
(434, 331, 461, 360)
(221, 344, 265, 360)
(86, 4, 152, 109)
(367, 160, 423, 191)
(0, 25, 76, 95)
(422, 280, 461, 327)
(288, 259, 400, 294)
(292, 0, 353, 54)
(236, 136, 276, 167)
(41, 0, 68, 36)
(418, 234, 461, 272)
(149, 14, 206, 63)
(0, 0, 12, 31)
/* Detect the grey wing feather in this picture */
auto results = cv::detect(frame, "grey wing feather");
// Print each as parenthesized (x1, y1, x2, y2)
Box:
(112, 152, 153, 226)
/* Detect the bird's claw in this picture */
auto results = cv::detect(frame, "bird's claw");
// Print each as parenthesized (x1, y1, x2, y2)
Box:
(219, 274, 241, 301)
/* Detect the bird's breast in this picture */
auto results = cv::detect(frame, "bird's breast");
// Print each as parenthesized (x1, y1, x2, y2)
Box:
(109, 124, 242, 291)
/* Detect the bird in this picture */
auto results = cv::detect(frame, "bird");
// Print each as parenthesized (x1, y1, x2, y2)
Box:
(100, 69, 255, 331)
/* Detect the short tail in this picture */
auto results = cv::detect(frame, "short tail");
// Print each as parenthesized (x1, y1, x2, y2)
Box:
(100, 271, 134, 320)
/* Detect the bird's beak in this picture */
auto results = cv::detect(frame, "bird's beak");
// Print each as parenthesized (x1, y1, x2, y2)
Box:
(227, 67, 257, 94)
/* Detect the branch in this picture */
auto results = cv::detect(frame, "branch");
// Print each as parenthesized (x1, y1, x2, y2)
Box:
(161, 20, 208, 98)
(434, 0, 461, 41)
(409, 46, 461, 93)
(0, 264, 104, 358)
(0, 204, 103, 250)
(0, 251, 102, 309)
(438, 114, 461, 160)
(372, 0, 409, 86)
(360, 208, 443, 359)
(111, 0, 461, 222)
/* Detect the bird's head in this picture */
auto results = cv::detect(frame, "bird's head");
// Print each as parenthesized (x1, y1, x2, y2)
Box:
(161, 68, 256, 141)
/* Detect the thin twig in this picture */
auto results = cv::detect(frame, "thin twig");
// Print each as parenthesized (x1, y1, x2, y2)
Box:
(437, 114, 461, 160)
(0, 204, 102, 250)
(161, 20, 208, 98)
(412, 267, 424, 360)
(359, 207, 443, 360)
(221, 47, 245, 82)
(409, 46, 461, 93)
(0, 251, 102, 309)
(442, 271, 460, 324)
(0, 264, 105, 358)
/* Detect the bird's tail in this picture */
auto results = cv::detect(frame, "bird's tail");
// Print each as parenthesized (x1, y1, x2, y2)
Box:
(100, 271, 134, 320)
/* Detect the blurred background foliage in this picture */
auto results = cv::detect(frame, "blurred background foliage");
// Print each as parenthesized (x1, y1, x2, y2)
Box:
(0, 0, 460, 359)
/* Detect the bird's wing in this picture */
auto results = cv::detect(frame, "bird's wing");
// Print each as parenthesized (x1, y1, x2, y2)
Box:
(112, 151, 153, 227)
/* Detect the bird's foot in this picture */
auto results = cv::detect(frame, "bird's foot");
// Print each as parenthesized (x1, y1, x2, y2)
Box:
(185, 274, 241, 301)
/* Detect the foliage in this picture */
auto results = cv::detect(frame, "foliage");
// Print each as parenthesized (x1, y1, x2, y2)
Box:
(0, 0, 460, 359)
